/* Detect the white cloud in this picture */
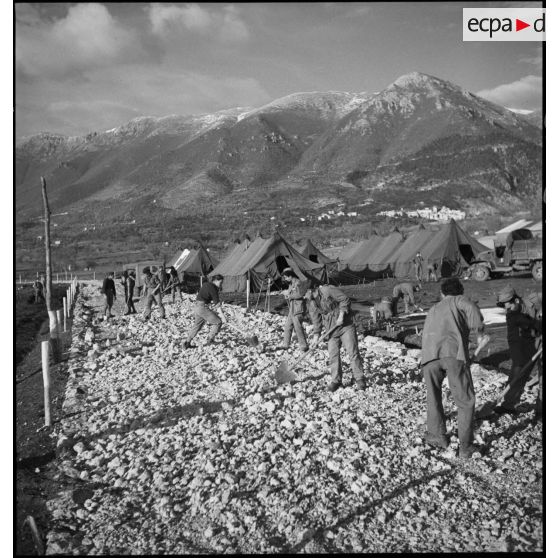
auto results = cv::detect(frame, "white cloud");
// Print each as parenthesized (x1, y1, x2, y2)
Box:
(16, 3, 141, 77)
(148, 3, 249, 42)
(16, 64, 270, 138)
(519, 45, 543, 69)
(477, 75, 542, 110)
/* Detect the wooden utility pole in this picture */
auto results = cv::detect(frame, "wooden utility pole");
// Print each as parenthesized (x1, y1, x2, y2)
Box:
(41, 177, 61, 362)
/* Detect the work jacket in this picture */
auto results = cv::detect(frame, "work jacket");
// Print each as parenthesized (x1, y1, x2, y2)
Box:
(307, 285, 353, 336)
(393, 283, 415, 303)
(421, 294, 484, 366)
(143, 274, 161, 296)
(285, 278, 308, 316)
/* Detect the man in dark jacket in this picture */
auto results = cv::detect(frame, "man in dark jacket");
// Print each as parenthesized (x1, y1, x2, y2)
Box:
(494, 285, 542, 415)
(183, 274, 227, 348)
(305, 284, 365, 392)
(142, 267, 165, 320)
(392, 282, 420, 315)
(421, 277, 485, 459)
(102, 272, 117, 318)
(280, 268, 309, 352)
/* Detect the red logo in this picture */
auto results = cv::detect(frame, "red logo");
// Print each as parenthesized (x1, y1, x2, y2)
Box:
(516, 19, 530, 31)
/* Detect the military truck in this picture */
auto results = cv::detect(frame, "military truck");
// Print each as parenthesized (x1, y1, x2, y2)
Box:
(464, 228, 542, 282)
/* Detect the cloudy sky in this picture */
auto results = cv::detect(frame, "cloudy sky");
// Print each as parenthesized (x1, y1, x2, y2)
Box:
(15, 2, 544, 139)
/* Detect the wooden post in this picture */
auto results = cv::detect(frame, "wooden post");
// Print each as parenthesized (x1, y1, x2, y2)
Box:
(41, 341, 51, 427)
(56, 273, 59, 283)
(200, 275, 203, 288)
(19, 274, 22, 285)
(93, 270, 96, 281)
(63, 297, 68, 328)
(246, 275, 250, 311)
(41, 177, 61, 362)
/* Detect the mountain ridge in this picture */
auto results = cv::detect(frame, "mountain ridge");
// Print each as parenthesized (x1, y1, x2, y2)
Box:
(16, 72, 542, 223)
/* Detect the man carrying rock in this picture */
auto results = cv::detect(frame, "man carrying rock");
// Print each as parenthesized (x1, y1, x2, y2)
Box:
(183, 274, 227, 348)
(420, 277, 485, 459)
(392, 282, 420, 316)
(102, 271, 117, 318)
(280, 268, 309, 352)
(142, 266, 165, 321)
(305, 284, 366, 392)
(494, 285, 542, 416)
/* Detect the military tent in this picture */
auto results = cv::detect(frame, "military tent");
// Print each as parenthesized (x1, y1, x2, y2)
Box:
(389, 220, 486, 278)
(331, 233, 401, 283)
(209, 232, 325, 293)
(296, 238, 337, 282)
(296, 238, 336, 265)
(366, 230, 406, 272)
(175, 244, 219, 278)
(169, 248, 191, 270)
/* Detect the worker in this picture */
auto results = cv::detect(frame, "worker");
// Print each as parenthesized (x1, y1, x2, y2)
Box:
(305, 284, 366, 392)
(158, 265, 168, 294)
(33, 274, 45, 304)
(392, 282, 420, 315)
(124, 271, 137, 315)
(413, 252, 424, 282)
(101, 272, 117, 318)
(525, 292, 543, 419)
(494, 286, 542, 415)
(167, 266, 183, 304)
(280, 268, 309, 352)
(421, 277, 485, 459)
(426, 262, 438, 282)
(142, 267, 166, 321)
(371, 296, 394, 325)
(183, 274, 227, 348)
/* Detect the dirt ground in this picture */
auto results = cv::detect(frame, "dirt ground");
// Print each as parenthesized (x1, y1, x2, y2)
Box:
(15, 274, 542, 554)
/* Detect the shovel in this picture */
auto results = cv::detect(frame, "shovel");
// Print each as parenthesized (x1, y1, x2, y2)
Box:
(226, 321, 259, 348)
(275, 324, 340, 385)
(475, 347, 542, 419)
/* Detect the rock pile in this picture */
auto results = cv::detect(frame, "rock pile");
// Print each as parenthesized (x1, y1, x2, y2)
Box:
(45, 285, 542, 554)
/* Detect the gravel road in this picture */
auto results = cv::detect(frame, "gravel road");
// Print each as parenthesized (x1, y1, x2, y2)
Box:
(45, 284, 542, 554)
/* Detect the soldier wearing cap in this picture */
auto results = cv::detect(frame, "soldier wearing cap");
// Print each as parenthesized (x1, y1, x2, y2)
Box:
(183, 274, 226, 348)
(142, 266, 166, 321)
(495, 285, 542, 415)
(392, 282, 420, 315)
(421, 277, 485, 459)
(280, 268, 309, 352)
(305, 284, 366, 392)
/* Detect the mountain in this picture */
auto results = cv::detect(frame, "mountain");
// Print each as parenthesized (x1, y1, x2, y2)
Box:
(16, 73, 542, 226)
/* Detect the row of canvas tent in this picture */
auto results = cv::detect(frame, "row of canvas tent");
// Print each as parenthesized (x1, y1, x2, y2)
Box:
(334, 220, 487, 282)
(162, 219, 486, 294)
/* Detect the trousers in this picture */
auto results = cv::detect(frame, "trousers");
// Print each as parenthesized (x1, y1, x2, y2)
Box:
(104, 293, 114, 316)
(144, 292, 165, 318)
(328, 324, 364, 384)
(501, 342, 538, 410)
(283, 312, 308, 349)
(422, 357, 475, 449)
(187, 303, 221, 342)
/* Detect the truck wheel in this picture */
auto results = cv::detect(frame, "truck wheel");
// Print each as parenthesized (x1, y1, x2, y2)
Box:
(472, 266, 490, 281)
(532, 262, 543, 281)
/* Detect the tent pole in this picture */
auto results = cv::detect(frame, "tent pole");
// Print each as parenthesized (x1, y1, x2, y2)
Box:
(246, 274, 250, 311)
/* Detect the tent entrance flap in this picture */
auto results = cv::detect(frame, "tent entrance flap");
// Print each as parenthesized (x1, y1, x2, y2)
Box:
(275, 255, 290, 275)
(458, 244, 475, 264)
